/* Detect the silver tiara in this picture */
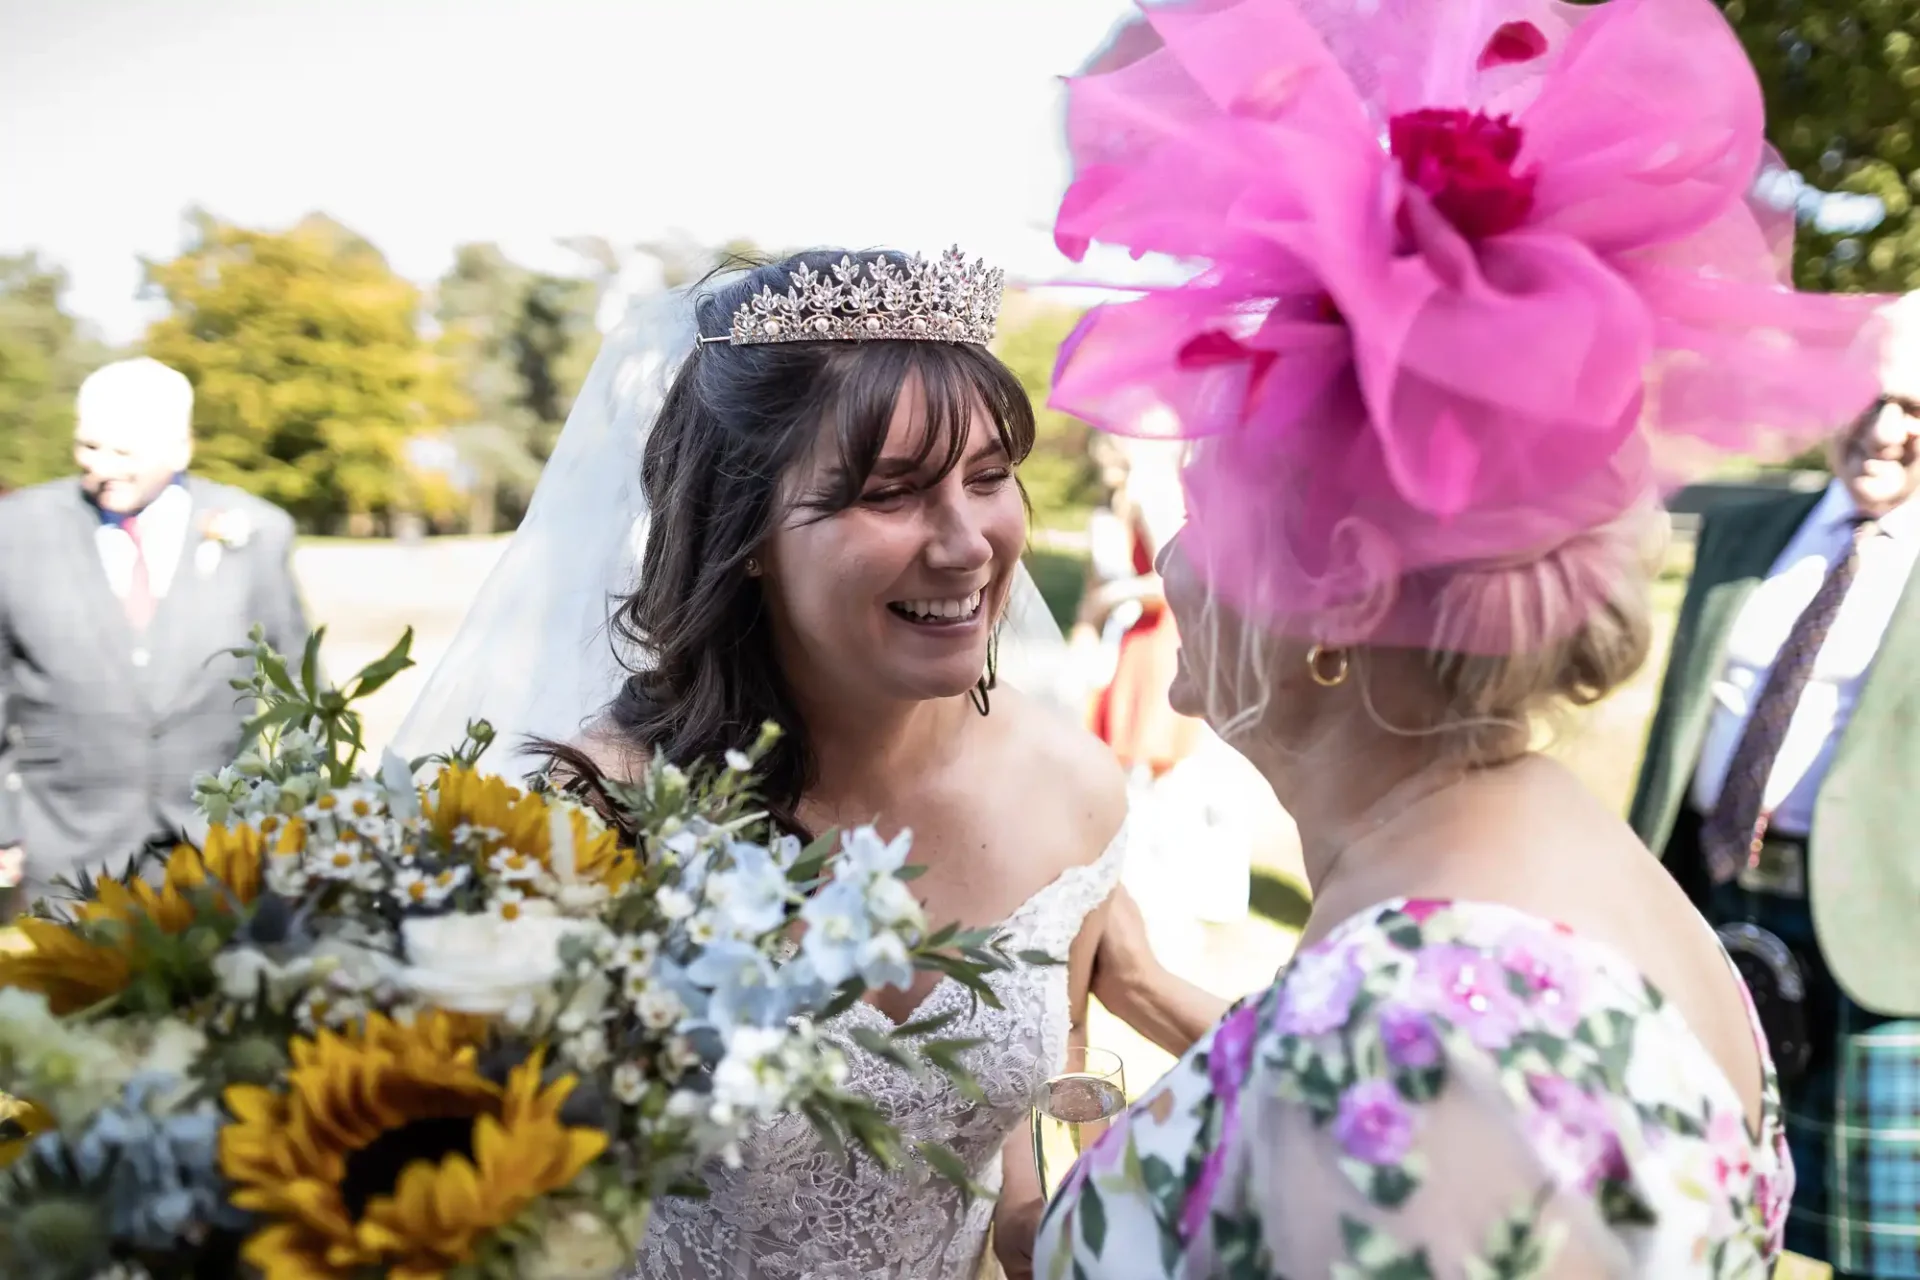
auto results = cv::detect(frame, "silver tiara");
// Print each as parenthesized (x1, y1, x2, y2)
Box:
(703, 248, 1005, 347)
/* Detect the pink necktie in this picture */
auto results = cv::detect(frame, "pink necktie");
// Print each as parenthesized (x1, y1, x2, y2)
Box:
(121, 514, 156, 631)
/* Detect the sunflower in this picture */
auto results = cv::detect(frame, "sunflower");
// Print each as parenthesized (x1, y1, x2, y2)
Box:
(0, 1093, 52, 1168)
(220, 1010, 607, 1280)
(426, 767, 635, 896)
(0, 823, 282, 1014)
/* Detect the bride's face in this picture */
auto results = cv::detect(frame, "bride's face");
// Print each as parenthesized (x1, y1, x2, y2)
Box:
(763, 378, 1026, 705)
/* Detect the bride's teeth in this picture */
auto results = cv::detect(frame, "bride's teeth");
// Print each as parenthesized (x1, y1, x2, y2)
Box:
(893, 591, 983, 621)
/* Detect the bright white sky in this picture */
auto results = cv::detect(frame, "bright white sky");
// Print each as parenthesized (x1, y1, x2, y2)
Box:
(0, 0, 1156, 344)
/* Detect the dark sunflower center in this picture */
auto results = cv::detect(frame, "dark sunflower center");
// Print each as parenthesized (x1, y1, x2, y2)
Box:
(340, 1114, 478, 1219)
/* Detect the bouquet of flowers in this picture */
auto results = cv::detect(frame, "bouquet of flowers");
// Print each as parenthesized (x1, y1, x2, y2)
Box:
(0, 627, 1035, 1280)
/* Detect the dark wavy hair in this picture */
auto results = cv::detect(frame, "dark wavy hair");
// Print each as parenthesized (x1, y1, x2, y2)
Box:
(544, 249, 1036, 839)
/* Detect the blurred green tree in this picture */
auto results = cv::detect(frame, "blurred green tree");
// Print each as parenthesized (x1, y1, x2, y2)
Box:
(0, 254, 108, 493)
(992, 301, 1102, 530)
(1719, 0, 1920, 292)
(434, 243, 600, 531)
(142, 211, 460, 533)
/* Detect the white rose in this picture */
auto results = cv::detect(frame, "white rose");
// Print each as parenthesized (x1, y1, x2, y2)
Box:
(399, 912, 606, 1016)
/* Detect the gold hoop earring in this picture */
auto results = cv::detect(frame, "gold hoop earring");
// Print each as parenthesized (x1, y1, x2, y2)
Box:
(1306, 643, 1349, 688)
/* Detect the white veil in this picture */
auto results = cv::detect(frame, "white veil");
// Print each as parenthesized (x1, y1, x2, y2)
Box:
(392, 280, 1072, 767)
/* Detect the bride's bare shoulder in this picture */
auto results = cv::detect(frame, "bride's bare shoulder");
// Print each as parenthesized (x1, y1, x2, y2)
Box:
(992, 688, 1128, 865)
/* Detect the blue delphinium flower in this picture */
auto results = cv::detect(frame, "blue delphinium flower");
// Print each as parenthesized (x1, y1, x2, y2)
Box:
(62, 1074, 246, 1251)
(797, 879, 875, 987)
(685, 940, 794, 1035)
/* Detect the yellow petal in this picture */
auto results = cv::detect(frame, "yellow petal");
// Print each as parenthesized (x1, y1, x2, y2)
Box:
(224, 1083, 280, 1125)
(435, 1153, 485, 1231)
(242, 1223, 337, 1280)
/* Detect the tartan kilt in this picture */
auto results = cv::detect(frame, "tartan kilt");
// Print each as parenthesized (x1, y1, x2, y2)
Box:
(1709, 884, 1920, 1278)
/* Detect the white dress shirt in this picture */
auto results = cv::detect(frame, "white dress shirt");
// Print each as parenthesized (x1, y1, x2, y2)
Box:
(95, 481, 192, 603)
(1690, 480, 1920, 836)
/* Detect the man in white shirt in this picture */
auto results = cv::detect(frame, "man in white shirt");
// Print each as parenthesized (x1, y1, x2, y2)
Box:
(0, 358, 309, 907)
(1631, 292, 1920, 1278)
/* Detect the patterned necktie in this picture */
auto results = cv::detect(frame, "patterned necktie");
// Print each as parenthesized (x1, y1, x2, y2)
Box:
(121, 513, 156, 632)
(1701, 516, 1877, 884)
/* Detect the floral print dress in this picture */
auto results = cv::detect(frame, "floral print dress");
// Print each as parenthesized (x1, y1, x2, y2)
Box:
(1034, 899, 1789, 1278)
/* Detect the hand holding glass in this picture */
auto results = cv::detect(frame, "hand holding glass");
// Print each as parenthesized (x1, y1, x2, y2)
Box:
(1030, 1046, 1126, 1197)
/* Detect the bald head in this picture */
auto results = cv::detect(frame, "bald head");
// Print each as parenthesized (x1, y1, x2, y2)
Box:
(1831, 292, 1920, 518)
(74, 358, 195, 514)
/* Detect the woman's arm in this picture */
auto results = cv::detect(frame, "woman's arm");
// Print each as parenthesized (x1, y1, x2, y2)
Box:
(1091, 885, 1231, 1057)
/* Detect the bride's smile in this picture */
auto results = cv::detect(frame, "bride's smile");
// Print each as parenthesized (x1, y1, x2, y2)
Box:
(764, 372, 1027, 707)
(887, 587, 986, 626)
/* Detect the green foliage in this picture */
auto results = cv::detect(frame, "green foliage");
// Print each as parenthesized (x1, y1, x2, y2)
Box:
(1249, 867, 1313, 932)
(434, 244, 601, 531)
(142, 211, 462, 532)
(1718, 0, 1920, 292)
(992, 302, 1102, 530)
(0, 254, 108, 493)
(1025, 546, 1091, 632)
(217, 623, 418, 791)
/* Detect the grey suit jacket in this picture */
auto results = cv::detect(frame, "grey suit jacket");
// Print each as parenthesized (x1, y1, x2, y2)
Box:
(0, 476, 309, 896)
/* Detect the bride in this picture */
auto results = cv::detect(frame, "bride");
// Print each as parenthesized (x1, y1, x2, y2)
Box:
(394, 247, 1129, 1278)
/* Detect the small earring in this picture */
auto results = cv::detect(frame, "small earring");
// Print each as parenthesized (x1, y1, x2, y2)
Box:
(1306, 643, 1349, 688)
(744, 557, 761, 576)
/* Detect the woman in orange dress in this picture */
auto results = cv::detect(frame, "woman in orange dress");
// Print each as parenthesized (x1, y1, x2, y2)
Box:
(1087, 520, 1199, 779)
(1077, 438, 1201, 780)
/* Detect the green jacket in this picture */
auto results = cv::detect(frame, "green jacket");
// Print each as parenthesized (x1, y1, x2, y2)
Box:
(1629, 491, 1920, 1016)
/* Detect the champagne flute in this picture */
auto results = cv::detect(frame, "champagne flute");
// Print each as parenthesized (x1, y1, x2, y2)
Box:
(1030, 1046, 1127, 1197)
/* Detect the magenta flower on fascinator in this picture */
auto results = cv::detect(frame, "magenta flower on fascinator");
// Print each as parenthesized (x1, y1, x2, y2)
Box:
(1050, 0, 1891, 652)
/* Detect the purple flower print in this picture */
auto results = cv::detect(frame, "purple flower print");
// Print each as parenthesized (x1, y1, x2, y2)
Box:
(1498, 926, 1587, 1034)
(1277, 947, 1365, 1037)
(1209, 998, 1263, 1095)
(1055, 1103, 1135, 1206)
(1180, 1003, 1268, 1242)
(1414, 944, 1525, 1050)
(1523, 1074, 1628, 1194)
(1377, 1004, 1442, 1069)
(1180, 1144, 1229, 1241)
(1333, 1078, 1419, 1166)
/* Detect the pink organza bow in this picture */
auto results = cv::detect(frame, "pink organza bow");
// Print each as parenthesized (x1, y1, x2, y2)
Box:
(1051, 0, 1887, 650)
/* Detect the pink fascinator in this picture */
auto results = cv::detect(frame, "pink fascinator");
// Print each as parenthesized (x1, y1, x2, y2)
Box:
(1051, 0, 1890, 653)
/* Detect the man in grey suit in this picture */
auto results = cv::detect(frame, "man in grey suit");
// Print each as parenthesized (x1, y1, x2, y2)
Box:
(0, 357, 309, 908)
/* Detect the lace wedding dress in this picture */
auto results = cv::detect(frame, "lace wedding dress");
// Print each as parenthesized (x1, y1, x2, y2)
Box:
(631, 827, 1127, 1280)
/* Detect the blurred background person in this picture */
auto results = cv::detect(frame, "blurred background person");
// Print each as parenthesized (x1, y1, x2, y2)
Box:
(1633, 290, 1920, 1279)
(1073, 431, 1251, 970)
(0, 357, 308, 911)
(1079, 432, 1196, 780)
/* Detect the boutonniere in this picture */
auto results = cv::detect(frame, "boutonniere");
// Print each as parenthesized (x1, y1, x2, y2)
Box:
(201, 509, 253, 549)
(195, 509, 253, 577)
